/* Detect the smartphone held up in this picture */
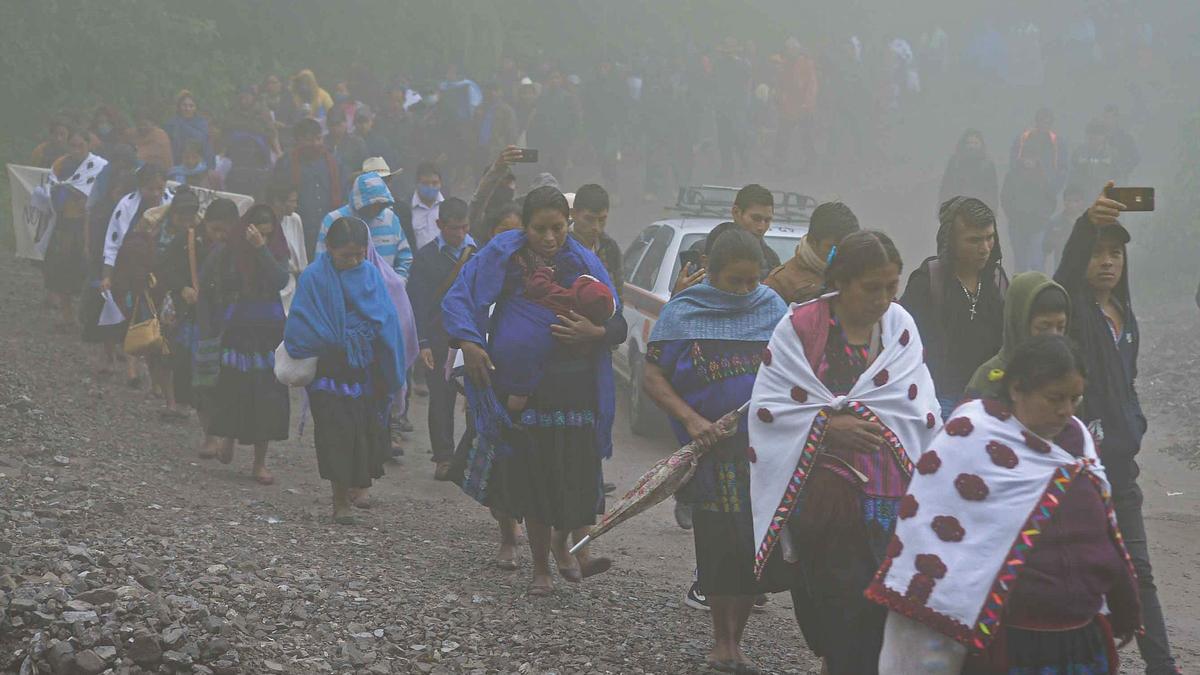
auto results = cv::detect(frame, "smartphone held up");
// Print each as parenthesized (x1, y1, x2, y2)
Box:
(1105, 186, 1155, 212)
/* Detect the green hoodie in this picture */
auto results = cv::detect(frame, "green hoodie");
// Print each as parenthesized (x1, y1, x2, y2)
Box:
(965, 272, 1070, 400)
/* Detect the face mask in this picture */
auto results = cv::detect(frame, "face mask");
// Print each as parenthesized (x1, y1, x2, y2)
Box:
(417, 184, 440, 202)
(826, 245, 838, 266)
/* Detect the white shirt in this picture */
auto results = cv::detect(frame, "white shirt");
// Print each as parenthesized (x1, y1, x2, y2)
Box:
(410, 191, 444, 250)
(278, 212, 309, 314)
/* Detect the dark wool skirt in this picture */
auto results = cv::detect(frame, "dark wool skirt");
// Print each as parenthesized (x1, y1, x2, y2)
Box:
(964, 619, 1115, 675)
(787, 477, 894, 675)
(489, 358, 603, 531)
(693, 510, 786, 597)
(170, 320, 197, 407)
(308, 349, 391, 488)
(208, 322, 289, 444)
(42, 217, 85, 295)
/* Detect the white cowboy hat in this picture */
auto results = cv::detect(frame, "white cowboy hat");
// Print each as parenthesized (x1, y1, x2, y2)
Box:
(361, 156, 399, 177)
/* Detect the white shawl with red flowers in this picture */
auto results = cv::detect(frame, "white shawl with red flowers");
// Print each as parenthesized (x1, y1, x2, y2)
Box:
(865, 398, 1132, 652)
(748, 298, 941, 577)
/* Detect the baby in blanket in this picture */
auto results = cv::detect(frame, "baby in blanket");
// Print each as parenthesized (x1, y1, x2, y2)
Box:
(494, 266, 615, 413)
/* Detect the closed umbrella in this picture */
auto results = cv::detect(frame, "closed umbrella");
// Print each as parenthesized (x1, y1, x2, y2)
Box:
(570, 403, 747, 554)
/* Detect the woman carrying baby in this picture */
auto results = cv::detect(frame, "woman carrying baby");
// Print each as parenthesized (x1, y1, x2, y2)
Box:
(443, 185, 628, 596)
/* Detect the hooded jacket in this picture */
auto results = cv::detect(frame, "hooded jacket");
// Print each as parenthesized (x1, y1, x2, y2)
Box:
(900, 197, 1007, 402)
(965, 272, 1069, 399)
(317, 172, 412, 278)
(1054, 214, 1144, 486)
(290, 69, 334, 118)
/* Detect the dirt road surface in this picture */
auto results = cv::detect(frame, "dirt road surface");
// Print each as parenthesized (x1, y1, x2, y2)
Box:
(1, 262, 1198, 672)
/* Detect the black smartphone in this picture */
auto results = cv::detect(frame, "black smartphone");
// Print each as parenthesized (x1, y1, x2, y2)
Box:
(678, 249, 702, 273)
(1105, 186, 1155, 212)
(513, 148, 539, 163)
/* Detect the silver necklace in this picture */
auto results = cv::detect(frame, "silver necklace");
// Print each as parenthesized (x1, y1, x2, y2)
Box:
(960, 279, 982, 321)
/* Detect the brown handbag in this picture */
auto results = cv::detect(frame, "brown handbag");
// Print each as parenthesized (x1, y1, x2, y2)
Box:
(123, 290, 169, 356)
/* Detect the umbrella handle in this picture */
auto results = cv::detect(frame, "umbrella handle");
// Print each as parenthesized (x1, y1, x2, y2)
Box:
(568, 534, 592, 556)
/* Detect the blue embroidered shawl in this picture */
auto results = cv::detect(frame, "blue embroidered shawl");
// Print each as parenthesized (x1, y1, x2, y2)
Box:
(650, 280, 786, 343)
(442, 229, 621, 458)
(284, 253, 406, 394)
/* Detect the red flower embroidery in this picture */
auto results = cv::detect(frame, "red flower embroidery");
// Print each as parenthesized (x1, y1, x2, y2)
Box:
(915, 450, 941, 475)
(873, 369, 890, 387)
(887, 534, 903, 558)
(945, 417, 974, 437)
(926, 413, 937, 429)
(757, 408, 774, 423)
(762, 347, 772, 366)
(898, 494, 919, 519)
(986, 441, 1019, 469)
(931, 515, 965, 542)
(915, 553, 947, 579)
(908, 384, 918, 400)
(745, 446, 757, 463)
(981, 399, 1012, 421)
(899, 329, 911, 346)
(1022, 431, 1051, 454)
(790, 386, 808, 403)
(954, 473, 990, 501)
(906, 573, 936, 603)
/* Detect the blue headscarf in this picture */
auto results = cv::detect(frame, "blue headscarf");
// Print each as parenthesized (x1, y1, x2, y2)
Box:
(284, 253, 405, 394)
(650, 279, 787, 343)
(442, 229, 621, 458)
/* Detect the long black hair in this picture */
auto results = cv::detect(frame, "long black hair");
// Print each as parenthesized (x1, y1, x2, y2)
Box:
(325, 216, 370, 249)
(708, 228, 765, 277)
(1001, 335, 1087, 401)
(521, 185, 570, 226)
(825, 230, 903, 289)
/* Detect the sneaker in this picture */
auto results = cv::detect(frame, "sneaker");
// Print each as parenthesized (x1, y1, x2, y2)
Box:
(684, 581, 709, 611)
(752, 593, 769, 613)
(674, 500, 694, 530)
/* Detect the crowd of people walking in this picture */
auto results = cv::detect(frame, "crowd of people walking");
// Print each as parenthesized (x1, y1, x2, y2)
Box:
(19, 18, 1180, 673)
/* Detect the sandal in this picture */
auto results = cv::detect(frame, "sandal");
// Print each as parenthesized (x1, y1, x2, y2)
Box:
(333, 514, 356, 525)
(556, 565, 582, 583)
(217, 444, 234, 465)
(254, 472, 275, 486)
(735, 662, 764, 675)
(527, 580, 552, 597)
(706, 660, 738, 673)
(495, 558, 519, 571)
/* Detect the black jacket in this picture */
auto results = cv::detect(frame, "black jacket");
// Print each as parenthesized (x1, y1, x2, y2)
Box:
(407, 239, 472, 349)
(1054, 214, 1144, 485)
(900, 202, 1007, 402)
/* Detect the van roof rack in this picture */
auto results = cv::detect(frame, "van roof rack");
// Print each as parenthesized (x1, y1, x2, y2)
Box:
(668, 185, 815, 222)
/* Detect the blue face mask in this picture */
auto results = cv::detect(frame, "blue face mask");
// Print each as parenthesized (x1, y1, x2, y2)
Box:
(417, 184, 440, 203)
(826, 245, 838, 265)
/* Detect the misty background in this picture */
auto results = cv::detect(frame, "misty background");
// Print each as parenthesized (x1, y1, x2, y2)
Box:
(2, 0, 1199, 298)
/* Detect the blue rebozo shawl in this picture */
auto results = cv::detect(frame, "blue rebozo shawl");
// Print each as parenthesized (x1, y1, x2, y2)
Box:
(649, 279, 787, 344)
(442, 228, 622, 459)
(284, 253, 406, 395)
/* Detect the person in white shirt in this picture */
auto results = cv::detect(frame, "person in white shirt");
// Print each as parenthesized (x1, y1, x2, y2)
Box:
(406, 161, 444, 250)
(266, 181, 309, 313)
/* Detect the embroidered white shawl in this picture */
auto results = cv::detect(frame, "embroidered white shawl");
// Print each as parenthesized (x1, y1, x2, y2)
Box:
(102, 188, 174, 267)
(749, 298, 941, 576)
(865, 398, 1124, 651)
(30, 153, 107, 257)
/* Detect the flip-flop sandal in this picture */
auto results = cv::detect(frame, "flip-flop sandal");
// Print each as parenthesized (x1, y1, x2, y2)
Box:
(705, 660, 738, 673)
(255, 473, 275, 486)
(556, 566, 582, 583)
(735, 663, 764, 675)
(527, 582, 552, 597)
(334, 514, 356, 525)
(351, 496, 372, 509)
(495, 558, 519, 571)
(579, 557, 613, 579)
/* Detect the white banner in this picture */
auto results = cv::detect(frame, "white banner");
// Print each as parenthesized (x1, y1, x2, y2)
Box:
(7, 163, 254, 261)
